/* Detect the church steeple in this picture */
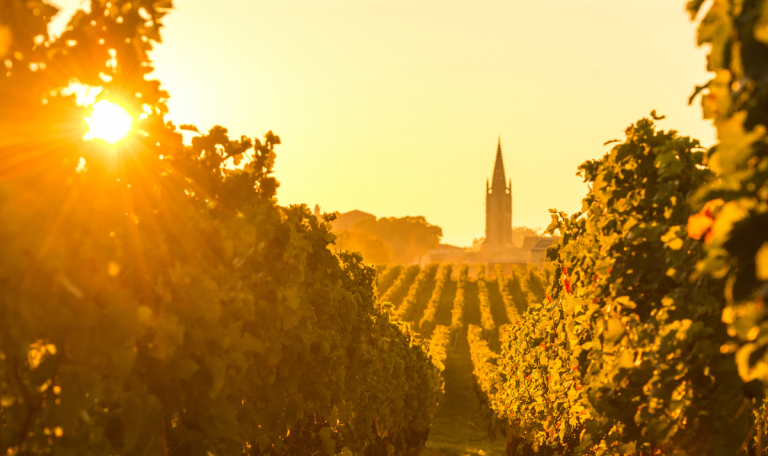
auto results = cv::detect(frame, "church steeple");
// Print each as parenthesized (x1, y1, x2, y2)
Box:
(484, 137, 513, 250)
(491, 137, 506, 192)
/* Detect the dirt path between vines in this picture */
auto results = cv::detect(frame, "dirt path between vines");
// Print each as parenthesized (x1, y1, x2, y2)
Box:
(423, 325, 506, 456)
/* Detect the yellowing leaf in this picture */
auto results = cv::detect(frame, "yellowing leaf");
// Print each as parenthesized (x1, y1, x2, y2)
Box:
(208, 357, 226, 398)
(108, 261, 121, 277)
(0, 26, 11, 58)
(687, 212, 712, 240)
(319, 427, 335, 456)
(137, 305, 153, 325)
(756, 242, 768, 281)
(755, 2, 768, 44)
(711, 111, 766, 174)
(687, 200, 723, 240)
(604, 318, 625, 345)
(709, 200, 750, 244)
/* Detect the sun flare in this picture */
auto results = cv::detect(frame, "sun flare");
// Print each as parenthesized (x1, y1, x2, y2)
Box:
(85, 100, 133, 144)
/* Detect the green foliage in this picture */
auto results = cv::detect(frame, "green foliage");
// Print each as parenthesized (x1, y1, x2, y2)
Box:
(334, 230, 393, 265)
(0, 0, 170, 120)
(507, 266, 531, 314)
(522, 264, 547, 304)
(492, 117, 750, 455)
(476, 266, 495, 338)
(450, 265, 469, 340)
(428, 325, 451, 374)
(0, 3, 441, 455)
(687, 0, 768, 391)
(377, 265, 403, 297)
(350, 308, 443, 456)
(467, 325, 498, 405)
(494, 299, 584, 454)
(419, 264, 453, 336)
(352, 216, 443, 265)
(494, 265, 521, 326)
(380, 265, 420, 307)
(394, 264, 438, 321)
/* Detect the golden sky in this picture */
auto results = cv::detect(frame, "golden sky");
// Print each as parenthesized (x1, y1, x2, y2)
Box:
(52, 0, 715, 247)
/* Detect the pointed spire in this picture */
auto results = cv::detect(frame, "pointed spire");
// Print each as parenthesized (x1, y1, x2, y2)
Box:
(491, 138, 506, 192)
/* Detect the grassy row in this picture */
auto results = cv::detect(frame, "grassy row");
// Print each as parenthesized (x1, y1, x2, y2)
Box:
(376, 264, 403, 297)
(495, 264, 522, 325)
(394, 263, 439, 320)
(380, 264, 420, 306)
(418, 263, 453, 335)
(476, 265, 495, 337)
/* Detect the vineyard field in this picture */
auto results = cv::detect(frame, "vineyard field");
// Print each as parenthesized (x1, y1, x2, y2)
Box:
(6, 0, 768, 454)
(375, 262, 548, 456)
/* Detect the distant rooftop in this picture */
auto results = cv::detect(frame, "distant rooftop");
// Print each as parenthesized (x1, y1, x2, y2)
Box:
(521, 236, 540, 250)
(434, 243, 465, 251)
(531, 236, 560, 251)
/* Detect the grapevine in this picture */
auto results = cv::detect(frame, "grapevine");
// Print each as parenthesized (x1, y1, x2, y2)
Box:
(491, 116, 750, 455)
(449, 265, 469, 348)
(379, 265, 420, 308)
(419, 264, 453, 336)
(686, 0, 768, 394)
(0, 4, 442, 455)
(476, 266, 496, 338)
(494, 264, 521, 326)
(394, 263, 438, 321)
(376, 265, 403, 298)
(428, 325, 451, 374)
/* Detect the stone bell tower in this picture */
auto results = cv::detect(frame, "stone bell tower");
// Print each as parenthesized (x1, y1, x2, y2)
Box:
(484, 138, 512, 250)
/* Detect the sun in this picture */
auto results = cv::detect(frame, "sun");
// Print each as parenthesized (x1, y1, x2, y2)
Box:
(84, 100, 133, 144)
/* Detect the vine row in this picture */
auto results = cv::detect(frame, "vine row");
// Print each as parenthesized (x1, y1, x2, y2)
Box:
(419, 263, 453, 335)
(494, 264, 521, 325)
(376, 264, 403, 297)
(380, 264, 420, 307)
(428, 325, 451, 374)
(450, 265, 469, 348)
(476, 265, 495, 337)
(394, 263, 438, 321)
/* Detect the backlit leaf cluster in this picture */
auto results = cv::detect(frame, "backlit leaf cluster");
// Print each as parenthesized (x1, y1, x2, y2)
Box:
(0, 2, 441, 455)
(491, 118, 751, 455)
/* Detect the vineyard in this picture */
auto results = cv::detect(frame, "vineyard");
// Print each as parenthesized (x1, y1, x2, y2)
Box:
(369, 262, 551, 455)
(0, 2, 445, 455)
(4, 0, 768, 455)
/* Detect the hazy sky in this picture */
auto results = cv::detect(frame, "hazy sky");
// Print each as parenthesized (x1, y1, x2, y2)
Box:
(52, 0, 715, 247)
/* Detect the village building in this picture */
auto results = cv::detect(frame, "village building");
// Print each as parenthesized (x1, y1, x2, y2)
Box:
(424, 139, 559, 269)
(330, 139, 559, 268)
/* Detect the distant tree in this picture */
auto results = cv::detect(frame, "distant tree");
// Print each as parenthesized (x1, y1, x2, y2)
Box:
(512, 226, 540, 248)
(353, 216, 442, 264)
(334, 230, 393, 264)
(470, 237, 485, 252)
